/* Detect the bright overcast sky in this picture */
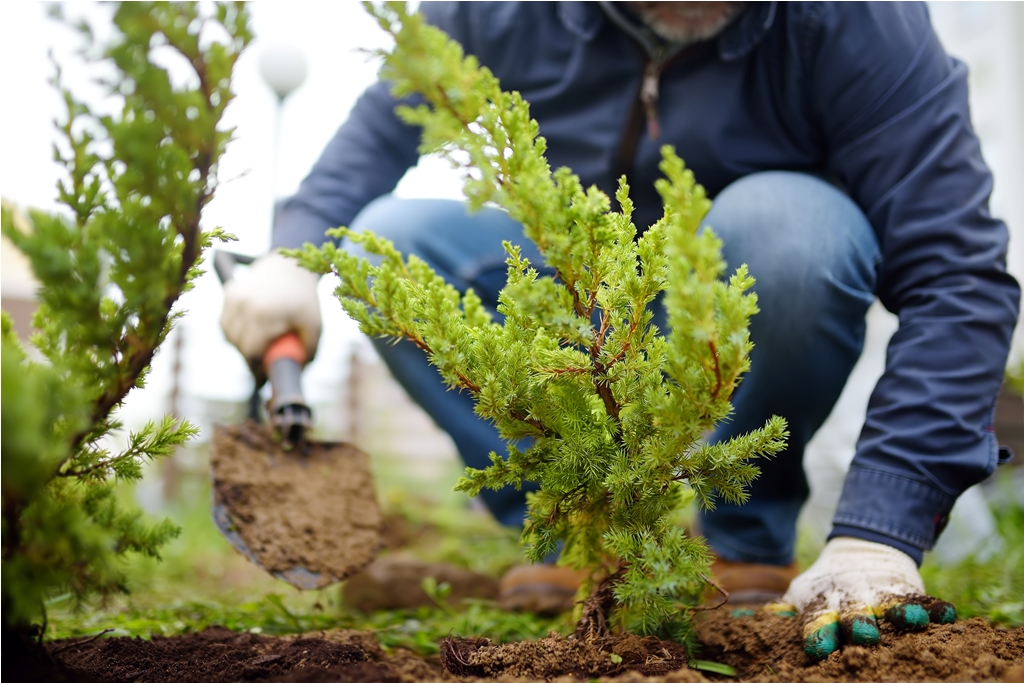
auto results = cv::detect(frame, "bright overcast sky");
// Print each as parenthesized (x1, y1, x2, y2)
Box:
(1, 2, 463, 417)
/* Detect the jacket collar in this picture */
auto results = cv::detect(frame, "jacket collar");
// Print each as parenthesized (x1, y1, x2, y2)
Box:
(717, 2, 777, 61)
(557, 2, 777, 61)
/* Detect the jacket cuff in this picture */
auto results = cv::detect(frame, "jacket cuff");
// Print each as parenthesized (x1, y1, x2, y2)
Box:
(827, 525, 924, 565)
(830, 465, 956, 563)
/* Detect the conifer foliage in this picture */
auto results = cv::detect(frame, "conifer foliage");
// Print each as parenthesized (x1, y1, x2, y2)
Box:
(1, 3, 251, 636)
(294, 3, 787, 643)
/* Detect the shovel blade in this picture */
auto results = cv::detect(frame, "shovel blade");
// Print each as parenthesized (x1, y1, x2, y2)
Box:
(210, 422, 383, 590)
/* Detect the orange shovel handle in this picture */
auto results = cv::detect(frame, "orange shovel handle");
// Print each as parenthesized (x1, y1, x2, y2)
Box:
(264, 332, 306, 370)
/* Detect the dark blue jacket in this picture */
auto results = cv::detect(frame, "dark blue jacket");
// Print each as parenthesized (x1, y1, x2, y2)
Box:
(274, 2, 1019, 559)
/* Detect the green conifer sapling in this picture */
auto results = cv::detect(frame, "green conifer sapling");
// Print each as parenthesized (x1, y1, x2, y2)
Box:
(1, 2, 251, 640)
(293, 2, 787, 644)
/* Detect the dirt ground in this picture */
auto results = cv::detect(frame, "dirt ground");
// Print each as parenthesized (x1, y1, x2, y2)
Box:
(31, 609, 1024, 683)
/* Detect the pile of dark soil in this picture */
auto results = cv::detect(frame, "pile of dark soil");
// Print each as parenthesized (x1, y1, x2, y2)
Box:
(32, 613, 1024, 682)
(439, 631, 691, 679)
(38, 626, 437, 683)
(695, 609, 1024, 682)
(433, 611, 1024, 681)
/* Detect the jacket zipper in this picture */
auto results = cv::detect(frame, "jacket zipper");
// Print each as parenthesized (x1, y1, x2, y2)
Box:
(613, 48, 673, 194)
(612, 42, 713, 201)
(613, 55, 662, 193)
(640, 60, 663, 140)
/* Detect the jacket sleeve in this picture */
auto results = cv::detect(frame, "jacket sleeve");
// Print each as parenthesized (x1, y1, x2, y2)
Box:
(271, 3, 468, 250)
(800, 2, 1020, 557)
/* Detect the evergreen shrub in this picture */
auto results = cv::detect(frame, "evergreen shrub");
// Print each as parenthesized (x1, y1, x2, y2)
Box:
(294, 2, 787, 644)
(1, 2, 251, 638)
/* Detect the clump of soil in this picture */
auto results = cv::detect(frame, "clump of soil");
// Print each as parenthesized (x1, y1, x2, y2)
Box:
(695, 608, 1024, 682)
(440, 632, 695, 679)
(43, 614, 1024, 682)
(211, 422, 383, 588)
(434, 610, 1023, 682)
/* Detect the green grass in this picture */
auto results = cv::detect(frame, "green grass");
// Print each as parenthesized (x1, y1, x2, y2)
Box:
(46, 592, 570, 655)
(1006, 359, 1024, 395)
(920, 474, 1024, 627)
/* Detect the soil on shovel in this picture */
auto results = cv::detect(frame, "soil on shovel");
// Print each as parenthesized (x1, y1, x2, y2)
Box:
(211, 422, 383, 585)
(43, 611, 1023, 682)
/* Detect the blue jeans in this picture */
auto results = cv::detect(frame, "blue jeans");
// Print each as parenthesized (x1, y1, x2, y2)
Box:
(347, 172, 880, 564)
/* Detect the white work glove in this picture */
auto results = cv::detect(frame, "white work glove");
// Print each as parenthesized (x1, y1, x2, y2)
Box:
(769, 537, 956, 660)
(220, 251, 322, 369)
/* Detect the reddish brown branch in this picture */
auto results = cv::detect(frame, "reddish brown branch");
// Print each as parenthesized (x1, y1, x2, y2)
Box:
(594, 376, 621, 423)
(708, 339, 722, 399)
(510, 410, 552, 437)
(69, 191, 209, 461)
(604, 310, 644, 366)
(570, 286, 589, 320)
(585, 309, 623, 425)
(670, 469, 695, 482)
(691, 573, 730, 611)
(596, 310, 611, 348)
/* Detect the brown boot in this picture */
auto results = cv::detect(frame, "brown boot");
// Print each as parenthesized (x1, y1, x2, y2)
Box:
(342, 555, 499, 612)
(708, 556, 800, 604)
(498, 564, 589, 616)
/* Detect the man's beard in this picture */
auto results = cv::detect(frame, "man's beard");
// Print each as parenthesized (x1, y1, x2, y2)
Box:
(628, 2, 748, 43)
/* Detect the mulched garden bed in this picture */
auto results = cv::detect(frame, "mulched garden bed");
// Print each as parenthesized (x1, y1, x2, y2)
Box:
(19, 610, 1024, 682)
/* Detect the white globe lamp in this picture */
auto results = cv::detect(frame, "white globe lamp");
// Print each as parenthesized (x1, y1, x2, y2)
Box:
(259, 44, 308, 101)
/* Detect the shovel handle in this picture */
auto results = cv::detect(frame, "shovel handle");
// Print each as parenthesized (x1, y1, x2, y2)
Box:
(264, 332, 306, 370)
(213, 249, 255, 284)
(264, 332, 311, 450)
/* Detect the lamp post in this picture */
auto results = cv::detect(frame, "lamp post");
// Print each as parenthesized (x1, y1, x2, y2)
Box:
(243, 44, 308, 420)
(259, 44, 308, 197)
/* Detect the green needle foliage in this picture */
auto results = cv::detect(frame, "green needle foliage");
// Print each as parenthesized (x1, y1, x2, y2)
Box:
(1, 2, 251, 637)
(293, 2, 787, 644)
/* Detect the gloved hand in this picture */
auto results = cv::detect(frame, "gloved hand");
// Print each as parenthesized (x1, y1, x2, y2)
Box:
(220, 251, 322, 370)
(769, 537, 956, 660)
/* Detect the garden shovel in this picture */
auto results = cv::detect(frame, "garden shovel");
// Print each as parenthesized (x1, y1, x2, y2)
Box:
(209, 251, 383, 590)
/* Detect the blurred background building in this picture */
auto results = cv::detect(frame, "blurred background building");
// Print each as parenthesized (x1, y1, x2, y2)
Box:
(2, 2, 1022, 557)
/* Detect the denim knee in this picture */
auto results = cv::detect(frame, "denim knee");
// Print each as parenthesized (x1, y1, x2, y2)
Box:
(347, 195, 436, 256)
(704, 172, 880, 321)
(346, 196, 533, 303)
(695, 172, 882, 564)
